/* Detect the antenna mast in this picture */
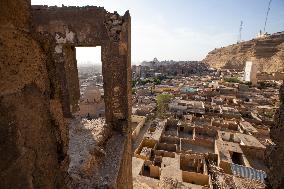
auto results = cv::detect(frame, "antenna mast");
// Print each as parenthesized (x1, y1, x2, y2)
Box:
(263, 0, 272, 33)
(238, 21, 243, 43)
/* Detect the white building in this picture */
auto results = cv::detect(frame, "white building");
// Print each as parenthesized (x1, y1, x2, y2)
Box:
(244, 61, 257, 85)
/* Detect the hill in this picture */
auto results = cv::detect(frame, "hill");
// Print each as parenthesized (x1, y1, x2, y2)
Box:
(203, 31, 284, 73)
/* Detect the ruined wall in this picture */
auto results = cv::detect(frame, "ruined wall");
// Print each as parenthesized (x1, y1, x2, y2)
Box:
(0, 1, 68, 188)
(31, 6, 131, 123)
(0, 0, 31, 30)
(63, 45, 80, 112)
(203, 32, 284, 73)
(265, 83, 284, 188)
(31, 6, 132, 188)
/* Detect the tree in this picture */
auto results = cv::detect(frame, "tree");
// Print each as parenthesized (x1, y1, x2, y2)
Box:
(156, 94, 172, 117)
(132, 79, 137, 87)
(153, 78, 161, 85)
(224, 77, 241, 83)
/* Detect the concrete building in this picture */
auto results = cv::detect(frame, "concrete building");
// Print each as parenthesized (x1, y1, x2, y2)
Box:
(243, 61, 257, 85)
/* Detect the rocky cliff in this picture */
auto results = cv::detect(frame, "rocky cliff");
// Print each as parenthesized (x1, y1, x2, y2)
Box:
(203, 32, 284, 73)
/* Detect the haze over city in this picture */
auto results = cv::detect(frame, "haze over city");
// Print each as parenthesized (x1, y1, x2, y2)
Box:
(31, 0, 284, 64)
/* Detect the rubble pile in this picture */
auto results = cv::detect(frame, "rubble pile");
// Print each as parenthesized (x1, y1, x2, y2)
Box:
(68, 117, 108, 188)
(68, 116, 127, 188)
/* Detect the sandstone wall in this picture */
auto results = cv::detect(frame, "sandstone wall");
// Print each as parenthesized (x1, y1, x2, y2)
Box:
(0, 1, 68, 188)
(203, 32, 284, 73)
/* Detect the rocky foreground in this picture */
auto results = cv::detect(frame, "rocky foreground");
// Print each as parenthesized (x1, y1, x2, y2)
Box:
(68, 117, 125, 188)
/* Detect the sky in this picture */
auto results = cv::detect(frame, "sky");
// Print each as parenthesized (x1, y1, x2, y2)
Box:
(31, 0, 284, 64)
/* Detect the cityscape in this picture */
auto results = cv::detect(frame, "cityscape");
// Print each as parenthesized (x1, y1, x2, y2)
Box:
(76, 48, 281, 188)
(1, 1, 284, 189)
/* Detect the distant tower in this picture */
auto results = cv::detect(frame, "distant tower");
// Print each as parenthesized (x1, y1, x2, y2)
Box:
(263, 0, 272, 34)
(244, 61, 257, 85)
(151, 57, 159, 68)
(153, 57, 159, 63)
(238, 21, 243, 43)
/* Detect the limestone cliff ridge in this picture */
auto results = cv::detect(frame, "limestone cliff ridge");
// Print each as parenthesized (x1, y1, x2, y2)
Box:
(203, 31, 284, 73)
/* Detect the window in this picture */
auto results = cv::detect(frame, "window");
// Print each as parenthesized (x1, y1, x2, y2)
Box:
(76, 47, 105, 119)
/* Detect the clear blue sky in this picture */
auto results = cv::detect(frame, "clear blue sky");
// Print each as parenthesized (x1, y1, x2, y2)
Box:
(31, 0, 284, 64)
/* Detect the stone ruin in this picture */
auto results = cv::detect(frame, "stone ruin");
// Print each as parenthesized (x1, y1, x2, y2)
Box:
(0, 0, 132, 188)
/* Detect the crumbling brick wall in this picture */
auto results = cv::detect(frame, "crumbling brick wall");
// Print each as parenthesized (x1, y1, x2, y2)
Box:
(265, 83, 284, 188)
(0, 0, 68, 188)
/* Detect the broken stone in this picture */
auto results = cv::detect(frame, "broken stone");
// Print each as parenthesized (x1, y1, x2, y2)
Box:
(110, 14, 118, 20)
(112, 19, 122, 26)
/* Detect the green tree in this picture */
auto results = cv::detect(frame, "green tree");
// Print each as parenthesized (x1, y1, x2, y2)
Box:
(224, 77, 241, 83)
(153, 78, 161, 85)
(156, 94, 172, 117)
(132, 79, 137, 87)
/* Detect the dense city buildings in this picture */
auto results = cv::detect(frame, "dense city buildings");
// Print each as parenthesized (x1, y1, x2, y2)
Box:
(130, 58, 281, 188)
(76, 56, 283, 188)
